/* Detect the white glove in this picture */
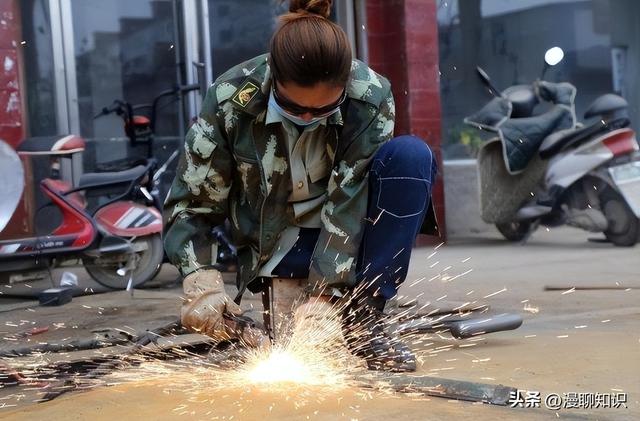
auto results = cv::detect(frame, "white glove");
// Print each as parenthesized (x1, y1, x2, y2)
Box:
(181, 269, 243, 340)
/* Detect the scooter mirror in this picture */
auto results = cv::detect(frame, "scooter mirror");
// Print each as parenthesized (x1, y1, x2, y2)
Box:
(544, 47, 564, 66)
(0, 140, 24, 232)
(476, 66, 491, 86)
(476, 66, 501, 97)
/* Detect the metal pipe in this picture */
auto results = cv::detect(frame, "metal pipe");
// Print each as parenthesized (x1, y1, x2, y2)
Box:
(199, 0, 213, 91)
(355, 372, 518, 406)
(58, 0, 80, 135)
(354, 0, 369, 62)
(172, 0, 186, 142)
(48, 0, 69, 134)
(181, 0, 200, 117)
(335, 0, 357, 58)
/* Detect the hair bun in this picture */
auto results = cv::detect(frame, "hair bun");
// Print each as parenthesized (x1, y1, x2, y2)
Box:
(288, 0, 332, 19)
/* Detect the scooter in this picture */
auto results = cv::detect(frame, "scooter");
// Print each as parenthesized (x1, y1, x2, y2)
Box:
(95, 83, 238, 272)
(465, 47, 640, 246)
(0, 135, 164, 290)
(0, 78, 215, 290)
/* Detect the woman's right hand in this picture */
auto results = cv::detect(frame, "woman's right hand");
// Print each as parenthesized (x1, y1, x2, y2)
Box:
(181, 269, 243, 340)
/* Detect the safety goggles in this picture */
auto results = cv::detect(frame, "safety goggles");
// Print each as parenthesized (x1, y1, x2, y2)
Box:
(272, 83, 347, 117)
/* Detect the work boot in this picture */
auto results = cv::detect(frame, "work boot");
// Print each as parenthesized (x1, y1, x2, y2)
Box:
(342, 294, 417, 372)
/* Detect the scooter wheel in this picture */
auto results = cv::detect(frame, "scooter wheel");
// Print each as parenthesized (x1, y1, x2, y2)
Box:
(495, 221, 532, 242)
(601, 188, 639, 247)
(83, 234, 164, 289)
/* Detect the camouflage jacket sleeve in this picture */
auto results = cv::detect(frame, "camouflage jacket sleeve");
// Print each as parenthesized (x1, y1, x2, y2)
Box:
(163, 85, 233, 276)
(308, 86, 395, 289)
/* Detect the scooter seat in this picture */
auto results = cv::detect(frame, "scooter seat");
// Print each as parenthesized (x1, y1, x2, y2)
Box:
(539, 116, 630, 159)
(17, 135, 86, 155)
(584, 94, 628, 119)
(79, 165, 147, 188)
(539, 127, 582, 159)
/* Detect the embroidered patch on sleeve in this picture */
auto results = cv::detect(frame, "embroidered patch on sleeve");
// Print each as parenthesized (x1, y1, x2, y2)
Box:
(232, 81, 259, 107)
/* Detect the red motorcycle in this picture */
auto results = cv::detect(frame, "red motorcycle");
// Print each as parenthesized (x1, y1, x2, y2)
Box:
(0, 76, 207, 290)
(0, 135, 164, 289)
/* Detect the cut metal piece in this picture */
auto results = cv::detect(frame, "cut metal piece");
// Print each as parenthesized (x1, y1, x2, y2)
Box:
(355, 372, 518, 406)
(261, 278, 309, 342)
(545, 284, 640, 291)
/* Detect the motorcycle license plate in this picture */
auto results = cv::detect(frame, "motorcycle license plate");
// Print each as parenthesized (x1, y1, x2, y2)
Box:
(609, 161, 640, 217)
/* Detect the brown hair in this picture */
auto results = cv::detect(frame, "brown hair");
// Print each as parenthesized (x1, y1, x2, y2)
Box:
(270, 0, 352, 87)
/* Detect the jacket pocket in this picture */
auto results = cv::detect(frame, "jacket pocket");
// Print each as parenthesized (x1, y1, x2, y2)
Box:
(234, 156, 263, 208)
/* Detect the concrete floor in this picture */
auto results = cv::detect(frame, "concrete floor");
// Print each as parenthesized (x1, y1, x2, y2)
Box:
(1, 226, 638, 420)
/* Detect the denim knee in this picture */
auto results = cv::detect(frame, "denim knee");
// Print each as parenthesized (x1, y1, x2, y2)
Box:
(372, 135, 436, 181)
(369, 136, 435, 219)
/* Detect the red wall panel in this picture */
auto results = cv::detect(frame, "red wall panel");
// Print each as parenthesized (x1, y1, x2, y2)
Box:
(0, 0, 24, 148)
(0, 0, 31, 239)
(366, 0, 446, 241)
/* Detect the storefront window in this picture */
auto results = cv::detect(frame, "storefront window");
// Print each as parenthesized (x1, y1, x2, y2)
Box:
(20, 0, 58, 137)
(437, 0, 637, 159)
(71, 0, 179, 139)
(207, 0, 285, 79)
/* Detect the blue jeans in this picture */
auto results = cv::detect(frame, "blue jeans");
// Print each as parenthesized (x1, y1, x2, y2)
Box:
(272, 135, 437, 300)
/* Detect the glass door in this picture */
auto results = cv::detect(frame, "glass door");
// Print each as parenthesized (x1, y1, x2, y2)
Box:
(68, 0, 181, 139)
(204, 0, 359, 79)
(37, 0, 219, 198)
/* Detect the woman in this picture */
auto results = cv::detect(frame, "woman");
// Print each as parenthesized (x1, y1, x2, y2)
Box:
(164, 0, 438, 372)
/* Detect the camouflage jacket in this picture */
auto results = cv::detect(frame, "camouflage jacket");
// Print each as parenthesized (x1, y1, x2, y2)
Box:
(163, 54, 396, 295)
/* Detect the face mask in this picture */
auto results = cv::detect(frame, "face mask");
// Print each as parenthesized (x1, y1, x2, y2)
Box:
(268, 91, 337, 128)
